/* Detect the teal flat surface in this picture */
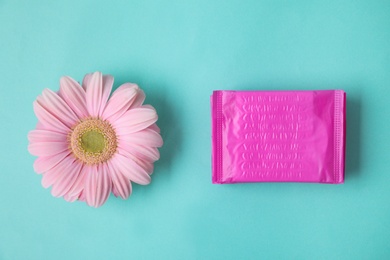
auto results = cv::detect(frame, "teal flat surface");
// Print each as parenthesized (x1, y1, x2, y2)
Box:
(1, 1, 389, 259)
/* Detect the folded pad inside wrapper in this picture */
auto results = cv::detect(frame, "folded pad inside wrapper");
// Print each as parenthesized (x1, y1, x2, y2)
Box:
(211, 90, 346, 184)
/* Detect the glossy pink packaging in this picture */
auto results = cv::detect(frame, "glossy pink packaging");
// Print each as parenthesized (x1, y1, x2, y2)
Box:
(211, 90, 346, 184)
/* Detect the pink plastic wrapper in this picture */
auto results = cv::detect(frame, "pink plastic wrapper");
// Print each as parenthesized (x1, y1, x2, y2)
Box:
(211, 90, 346, 184)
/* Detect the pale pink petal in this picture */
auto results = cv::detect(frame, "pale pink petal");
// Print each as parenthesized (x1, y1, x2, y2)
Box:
(107, 160, 132, 199)
(129, 88, 146, 109)
(84, 166, 97, 206)
(127, 153, 154, 175)
(41, 156, 74, 188)
(59, 76, 88, 118)
(118, 128, 163, 148)
(116, 148, 155, 175)
(85, 72, 103, 118)
(37, 89, 79, 128)
(78, 191, 86, 202)
(113, 107, 157, 135)
(85, 164, 111, 207)
(67, 165, 87, 197)
(28, 142, 69, 157)
(148, 123, 160, 134)
(98, 163, 112, 206)
(28, 129, 67, 143)
(112, 185, 119, 197)
(36, 121, 45, 130)
(111, 153, 151, 185)
(33, 101, 69, 133)
(136, 158, 155, 175)
(42, 173, 58, 189)
(51, 160, 83, 197)
(98, 75, 114, 117)
(82, 73, 93, 91)
(118, 142, 160, 162)
(33, 151, 70, 174)
(141, 104, 155, 109)
(63, 193, 79, 202)
(101, 83, 138, 122)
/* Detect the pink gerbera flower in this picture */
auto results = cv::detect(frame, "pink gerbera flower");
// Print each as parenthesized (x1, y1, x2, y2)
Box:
(28, 72, 163, 207)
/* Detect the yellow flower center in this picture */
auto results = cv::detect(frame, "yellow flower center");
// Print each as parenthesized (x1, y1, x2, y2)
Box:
(80, 130, 105, 153)
(69, 118, 117, 164)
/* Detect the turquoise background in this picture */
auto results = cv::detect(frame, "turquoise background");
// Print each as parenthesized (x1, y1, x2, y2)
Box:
(1, 0, 389, 259)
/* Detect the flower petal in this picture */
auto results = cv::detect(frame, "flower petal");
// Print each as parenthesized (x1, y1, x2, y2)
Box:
(33, 151, 70, 174)
(41, 155, 74, 188)
(98, 75, 114, 117)
(33, 101, 69, 133)
(127, 153, 155, 175)
(101, 83, 139, 122)
(60, 76, 88, 119)
(111, 186, 119, 197)
(136, 158, 155, 175)
(37, 88, 79, 128)
(85, 72, 103, 118)
(113, 107, 158, 135)
(98, 163, 112, 206)
(84, 166, 98, 207)
(78, 191, 86, 202)
(63, 193, 79, 202)
(107, 160, 132, 199)
(51, 160, 83, 198)
(82, 73, 93, 91)
(148, 123, 160, 134)
(129, 88, 146, 109)
(85, 164, 111, 207)
(28, 129, 67, 143)
(118, 142, 160, 162)
(118, 128, 163, 148)
(111, 153, 151, 185)
(36, 121, 45, 130)
(28, 142, 69, 157)
(67, 165, 87, 197)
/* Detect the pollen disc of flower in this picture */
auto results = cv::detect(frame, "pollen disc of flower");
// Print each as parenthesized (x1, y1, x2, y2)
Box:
(70, 118, 117, 164)
(80, 131, 105, 153)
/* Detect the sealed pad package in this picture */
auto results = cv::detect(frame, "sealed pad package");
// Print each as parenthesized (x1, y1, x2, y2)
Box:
(211, 90, 346, 184)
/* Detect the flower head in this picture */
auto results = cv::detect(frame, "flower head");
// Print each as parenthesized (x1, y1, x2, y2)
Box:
(28, 72, 163, 207)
